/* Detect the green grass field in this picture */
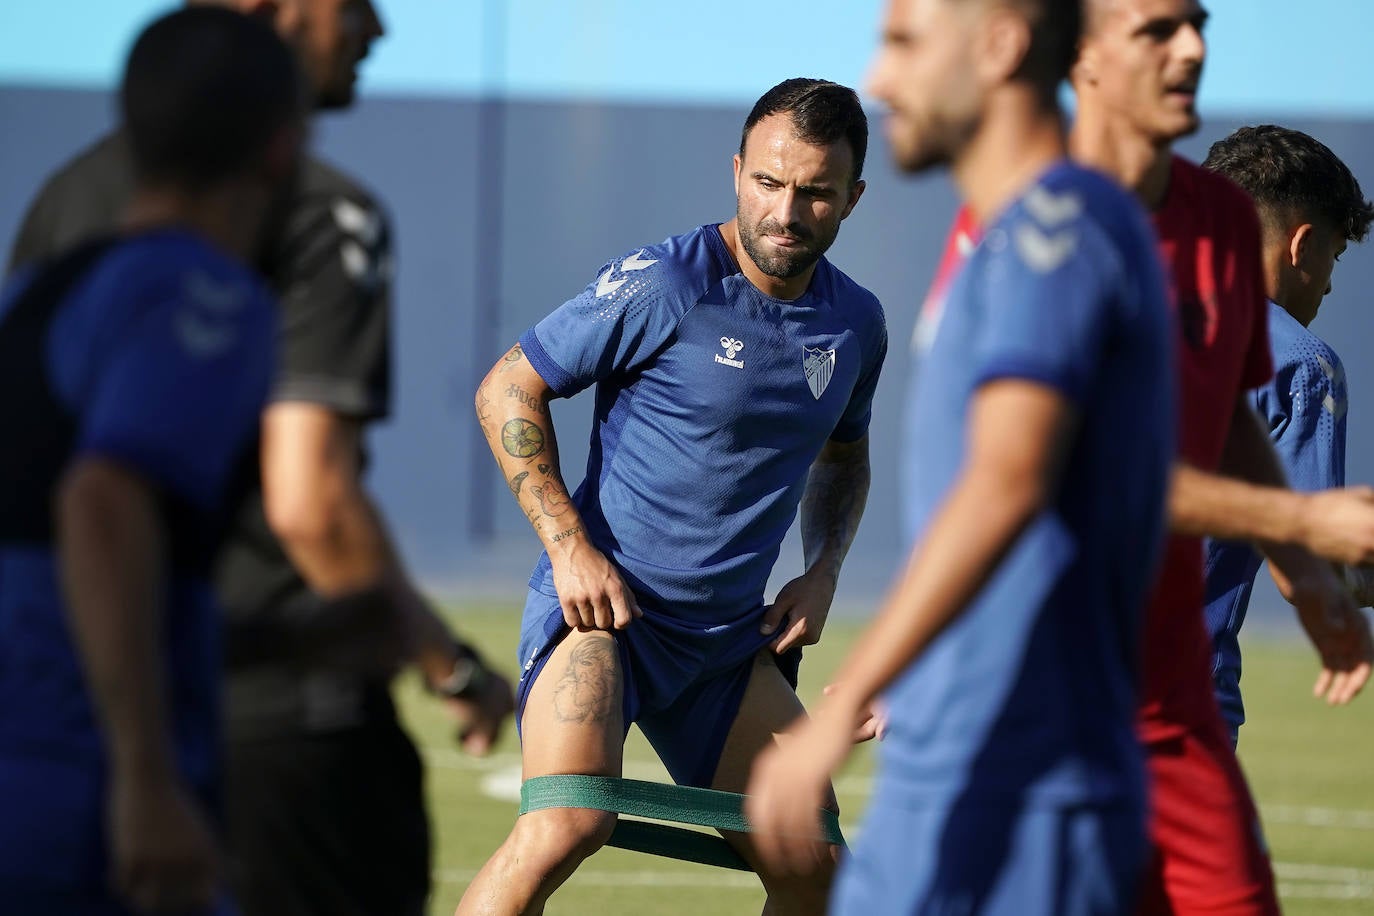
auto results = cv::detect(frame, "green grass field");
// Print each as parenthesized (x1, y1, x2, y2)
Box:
(399, 606, 1374, 915)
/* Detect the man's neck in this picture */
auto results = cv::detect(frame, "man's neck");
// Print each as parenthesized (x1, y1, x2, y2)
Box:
(717, 218, 816, 301)
(121, 184, 260, 264)
(1069, 106, 1174, 210)
(953, 92, 1068, 225)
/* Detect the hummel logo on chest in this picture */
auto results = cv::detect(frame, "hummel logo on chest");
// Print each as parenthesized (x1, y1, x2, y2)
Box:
(715, 336, 745, 369)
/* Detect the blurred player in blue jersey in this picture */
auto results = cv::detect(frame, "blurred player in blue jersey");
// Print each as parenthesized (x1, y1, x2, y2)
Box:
(0, 8, 305, 914)
(748, 1, 1175, 913)
(1200, 125, 1374, 746)
(460, 78, 886, 915)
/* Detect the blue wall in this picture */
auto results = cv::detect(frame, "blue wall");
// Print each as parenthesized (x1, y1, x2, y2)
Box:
(4, 86, 1373, 623)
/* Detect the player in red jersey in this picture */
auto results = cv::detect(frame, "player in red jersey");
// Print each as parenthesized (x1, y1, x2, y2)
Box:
(921, 2, 1374, 912)
(1071, 0, 1374, 913)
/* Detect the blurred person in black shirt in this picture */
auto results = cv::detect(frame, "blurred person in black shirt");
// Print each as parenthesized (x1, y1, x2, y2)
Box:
(8, 3, 515, 915)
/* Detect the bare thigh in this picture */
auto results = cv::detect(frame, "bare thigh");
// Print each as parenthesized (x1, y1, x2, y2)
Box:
(712, 652, 839, 824)
(519, 628, 626, 780)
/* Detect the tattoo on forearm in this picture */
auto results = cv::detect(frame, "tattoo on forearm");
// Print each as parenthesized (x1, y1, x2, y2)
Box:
(505, 383, 547, 416)
(551, 525, 582, 543)
(553, 639, 619, 724)
(501, 418, 546, 459)
(509, 471, 529, 498)
(476, 385, 493, 424)
(538, 463, 551, 476)
(531, 478, 572, 517)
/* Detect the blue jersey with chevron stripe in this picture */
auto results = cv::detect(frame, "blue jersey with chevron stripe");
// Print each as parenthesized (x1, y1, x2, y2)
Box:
(879, 161, 1174, 805)
(516, 224, 886, 629)
(1203, 301, 1348, 742)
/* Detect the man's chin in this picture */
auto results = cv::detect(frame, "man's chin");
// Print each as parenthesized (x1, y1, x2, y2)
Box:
(314, 83, 358, 111)
(890, 140, 946, 175)
(1161, 112, 1201, 144)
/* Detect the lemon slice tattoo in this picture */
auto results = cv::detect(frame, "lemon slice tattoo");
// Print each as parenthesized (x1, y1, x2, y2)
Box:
(502, 418, 545, 458)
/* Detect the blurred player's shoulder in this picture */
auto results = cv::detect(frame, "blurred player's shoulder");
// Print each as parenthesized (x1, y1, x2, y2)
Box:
(28, 133, 129, 217)
(264, 154, 393, 293)
(7, 133, 131, 275)
(989, 162, 1156, 278)
(1165, 155, 1262, 233)
(295, 154, 385, 216)
(70, 232, 274, 355)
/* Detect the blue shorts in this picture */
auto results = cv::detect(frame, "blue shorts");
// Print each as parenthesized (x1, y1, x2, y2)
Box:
(832, 791, 1146, 916)
(514, 585, 799, 788)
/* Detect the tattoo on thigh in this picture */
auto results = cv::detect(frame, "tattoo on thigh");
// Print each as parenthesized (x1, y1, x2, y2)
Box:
(552, 639, 618, 724)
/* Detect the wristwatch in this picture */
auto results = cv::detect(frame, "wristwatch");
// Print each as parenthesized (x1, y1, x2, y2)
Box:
(430, 646, 491, 701)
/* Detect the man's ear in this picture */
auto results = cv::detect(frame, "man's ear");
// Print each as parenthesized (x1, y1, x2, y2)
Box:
(978, 6, 1033, 85)
(247, 0, 301, 40)
(1289, 222, 1314, 269)
(732, 153, 743, 197)
(1071, 37, 1098, 88)
(841, 179, 867, 220)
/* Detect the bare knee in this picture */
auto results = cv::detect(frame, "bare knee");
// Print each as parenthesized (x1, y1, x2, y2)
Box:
(509, 806, 618, 868)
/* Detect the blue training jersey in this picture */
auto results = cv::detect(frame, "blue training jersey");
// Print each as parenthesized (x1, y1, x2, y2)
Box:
(0, 229, 274, 888)
(880, 163, 1174, 805)
(519, 225, 887, 621)
(1203, 302, 1347, 738)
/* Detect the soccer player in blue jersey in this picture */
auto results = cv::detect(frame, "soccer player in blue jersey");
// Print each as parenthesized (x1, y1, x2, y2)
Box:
(0, 9, 305, 914)
(1200, 125, 1374, 746)
(747, 1, 1175, 913)
(460, 79, 885, 914)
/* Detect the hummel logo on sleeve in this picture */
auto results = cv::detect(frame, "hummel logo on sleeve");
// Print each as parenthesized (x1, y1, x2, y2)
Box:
(176, 309, 238, 358)
(1315, 354, 1348, 419)
(1024, 186, 1082, 228)
(1014, 223, 1077, 273)
(595, 249, 658, 298)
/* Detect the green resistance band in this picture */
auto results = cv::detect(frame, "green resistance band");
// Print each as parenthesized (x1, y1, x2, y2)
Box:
(519, 774, 846, 872)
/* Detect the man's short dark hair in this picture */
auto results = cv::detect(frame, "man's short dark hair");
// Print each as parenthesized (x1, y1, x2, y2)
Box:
(1204, 125, 1374, 243)
(1009, 0, 1083, 94)
(740, 78, 868, 184)
(121, 6, 305, 189)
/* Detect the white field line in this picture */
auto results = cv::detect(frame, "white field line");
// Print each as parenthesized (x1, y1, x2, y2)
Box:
(1274, 862, 1374, 899)
(1262, 805, 1374, 831)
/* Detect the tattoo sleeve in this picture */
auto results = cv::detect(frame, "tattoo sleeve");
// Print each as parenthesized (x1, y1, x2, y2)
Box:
(800, 436, 872, 584)
(475, 342, 589, 551)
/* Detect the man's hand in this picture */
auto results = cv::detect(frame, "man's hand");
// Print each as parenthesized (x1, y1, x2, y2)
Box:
(1269, 558, 1374, 705)
(109, 771, 219, 913)
(551, 540, 643, 630)
(443, 668, 516, 756)
(745, 710, 850, 876)
(823, 683, 888, 743)
(760, 569, 836, 654)
(1297, 487, 1374, 566)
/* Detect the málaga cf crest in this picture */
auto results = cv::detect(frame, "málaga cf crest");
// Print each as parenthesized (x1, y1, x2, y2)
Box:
(803, 346, 836, 400)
